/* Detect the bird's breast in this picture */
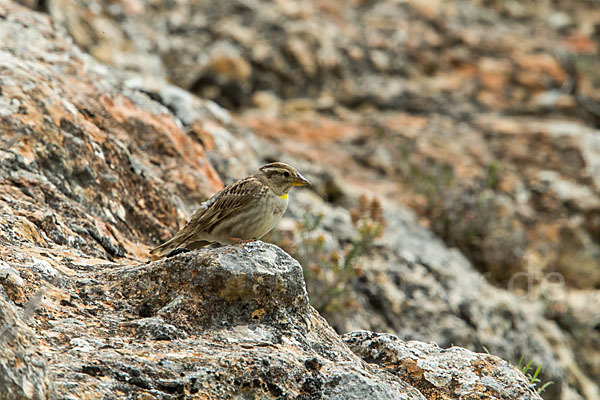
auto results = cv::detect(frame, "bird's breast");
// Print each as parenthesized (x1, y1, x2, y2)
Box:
(254, 191, 288, 238)
(272, 194, 288, 215)
(217, 190, 289, 240)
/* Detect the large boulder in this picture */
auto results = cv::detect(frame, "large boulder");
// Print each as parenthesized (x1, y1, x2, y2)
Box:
(35, 242, 539, 399)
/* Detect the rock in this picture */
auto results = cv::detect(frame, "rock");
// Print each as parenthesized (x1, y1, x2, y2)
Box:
(536, 170, 600, 212)
(2, 1, 600, 400)
(124, 317, 187, 341)
(98, 244, 429, 399)
(0, 262, 26, 304)
(38, 0, 600, 292)
(0, 290, 55, 399)
(103, 243, 310, 331)
(281, 194, 567, 399)
(344, 331, 544, 399)
(38, 0, 579, 116)
(122, 76, 259, 183)
(36, 241, 541, 399)
(0, 0, 223, 261)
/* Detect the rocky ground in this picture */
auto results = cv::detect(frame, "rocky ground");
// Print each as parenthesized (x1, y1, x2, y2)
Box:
(1, 0, 600, 399)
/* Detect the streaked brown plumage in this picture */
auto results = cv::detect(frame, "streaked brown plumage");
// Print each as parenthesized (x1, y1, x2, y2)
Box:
(150, 162, 309, 260)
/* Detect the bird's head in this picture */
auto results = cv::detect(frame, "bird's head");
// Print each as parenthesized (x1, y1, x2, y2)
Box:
(258, 162, 310, 196)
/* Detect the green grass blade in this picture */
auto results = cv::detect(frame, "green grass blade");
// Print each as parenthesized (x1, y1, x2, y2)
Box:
(517, 354, 525, 370)
(538, 381, 554, 394)
(531, 363, 542, 383)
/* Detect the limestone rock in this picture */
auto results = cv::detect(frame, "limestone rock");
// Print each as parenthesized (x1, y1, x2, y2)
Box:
(2, 1, 599, 399)
(40, 243, 429, 399)
(344, 331, 542, 400)
(0, 290, 55, 400)
(104, 243, 310, 331)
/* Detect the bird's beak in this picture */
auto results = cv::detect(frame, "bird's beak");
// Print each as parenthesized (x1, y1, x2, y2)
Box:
(292, 172, 310, 186)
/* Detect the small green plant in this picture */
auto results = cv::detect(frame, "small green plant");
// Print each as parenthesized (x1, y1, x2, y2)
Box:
(273, 195, 386, 321)
(574, 54, 600, 89)
(516, 355, 554, 395)
(480, 348, 554, 396)
(485, 162, 501, 189)
(405, 158, 454, 211)
(348, 194, 386, 259)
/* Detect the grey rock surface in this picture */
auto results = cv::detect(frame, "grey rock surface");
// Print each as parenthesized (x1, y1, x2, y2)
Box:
(344, 330, 542, 400)
(0, 290, 55, 400)
(1, 1, 598, 399)
(104, 243, 311, 331)
(283, 192, 567, 398)
(42, 243, 430, 399)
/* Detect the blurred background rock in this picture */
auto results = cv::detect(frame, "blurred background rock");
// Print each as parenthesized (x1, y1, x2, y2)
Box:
(3, 0, 600, 399)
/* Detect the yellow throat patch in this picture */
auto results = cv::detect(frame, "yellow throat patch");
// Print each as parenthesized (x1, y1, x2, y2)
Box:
(279, 193, 289, 200)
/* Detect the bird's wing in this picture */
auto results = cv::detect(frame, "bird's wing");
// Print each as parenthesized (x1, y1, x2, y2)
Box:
(181, 176, 265, 238)
(149, 177, 265, 259)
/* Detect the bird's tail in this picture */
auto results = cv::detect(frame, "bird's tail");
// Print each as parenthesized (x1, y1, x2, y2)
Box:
(149, 235, 181, 260)
(149, 235, 213, 260)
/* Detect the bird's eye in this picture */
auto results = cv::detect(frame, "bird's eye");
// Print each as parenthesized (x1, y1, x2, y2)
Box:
(283, 171, 290, 177)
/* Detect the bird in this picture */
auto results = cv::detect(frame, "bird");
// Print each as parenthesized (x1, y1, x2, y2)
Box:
(149, 162, 310, 260)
